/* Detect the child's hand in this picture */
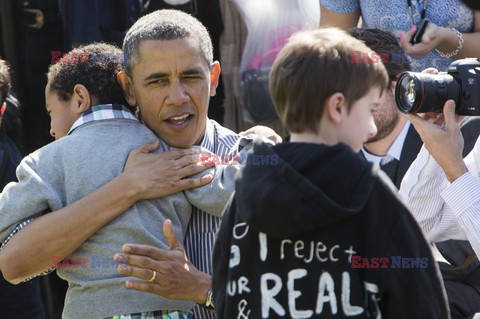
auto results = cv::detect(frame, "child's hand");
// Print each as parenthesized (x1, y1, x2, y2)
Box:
(239, 125, 282, 144)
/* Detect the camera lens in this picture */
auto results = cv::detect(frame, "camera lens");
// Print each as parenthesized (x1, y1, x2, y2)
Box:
(396, 74, 419, 113)
(395, 72, 460, 114)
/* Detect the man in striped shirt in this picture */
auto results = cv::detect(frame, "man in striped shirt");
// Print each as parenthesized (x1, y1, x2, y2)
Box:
(400, 102, 480, 260)
(112, 10, 279, 319)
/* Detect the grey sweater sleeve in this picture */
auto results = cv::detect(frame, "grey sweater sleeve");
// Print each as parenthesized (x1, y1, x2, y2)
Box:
(0, 155, 62, 241)
(184, 140, 258, 217)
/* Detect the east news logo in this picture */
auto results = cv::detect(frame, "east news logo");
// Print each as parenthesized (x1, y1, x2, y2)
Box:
(351, 256, 428, 268)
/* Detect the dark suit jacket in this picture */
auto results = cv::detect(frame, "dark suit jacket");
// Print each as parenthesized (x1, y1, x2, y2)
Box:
(394, 124, 423, 188)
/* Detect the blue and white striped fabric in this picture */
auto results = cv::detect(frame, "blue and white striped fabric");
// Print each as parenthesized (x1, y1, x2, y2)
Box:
(184, 119, 251, 319)
(400, 142, 480, 260)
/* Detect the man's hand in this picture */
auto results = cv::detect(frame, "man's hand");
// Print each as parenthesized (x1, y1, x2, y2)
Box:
(114, 219, 211, 304)
(407, 100, 468, 182)
(123, 141, 215, 201)
(240, 125, 283, 144)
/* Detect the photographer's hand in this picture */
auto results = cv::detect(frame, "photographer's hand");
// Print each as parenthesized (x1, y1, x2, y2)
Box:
(407, 100, 467, 183)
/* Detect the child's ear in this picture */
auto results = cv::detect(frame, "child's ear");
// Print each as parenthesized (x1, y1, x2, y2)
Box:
(117, 71, 137, 107)
(325, 92, 346, 124)
(72, 84, 91, 114)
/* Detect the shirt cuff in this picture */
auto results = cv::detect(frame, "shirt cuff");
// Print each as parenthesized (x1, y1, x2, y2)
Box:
(1, 219, 55, 282)
(442, 172, 480, 218)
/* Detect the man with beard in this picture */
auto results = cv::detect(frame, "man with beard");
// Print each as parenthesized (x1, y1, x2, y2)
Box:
(349, 28, 480, 188)
(349, 27, 480, 318)
(349, 28, 420, 188)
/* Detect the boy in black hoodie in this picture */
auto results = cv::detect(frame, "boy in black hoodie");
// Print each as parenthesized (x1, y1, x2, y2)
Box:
(212, 28, 449, 318)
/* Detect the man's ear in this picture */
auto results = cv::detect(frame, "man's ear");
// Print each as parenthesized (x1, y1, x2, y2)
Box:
(71, 84, 92, 114)
(325, 92, 346, 124)
(390, 80, 397, 95)
(209, 61, 221, 97)
(117, 71, 137, 107)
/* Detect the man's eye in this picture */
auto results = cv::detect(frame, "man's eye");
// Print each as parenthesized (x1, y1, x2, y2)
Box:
(184, 75, 201, 81)
(150, 79, 167, 85)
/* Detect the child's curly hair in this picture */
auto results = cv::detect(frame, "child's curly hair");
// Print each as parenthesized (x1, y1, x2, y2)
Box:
(47, 42, 129, 108)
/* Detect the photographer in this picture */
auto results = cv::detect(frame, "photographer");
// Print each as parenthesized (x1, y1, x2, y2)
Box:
(397, 7, 480, 312)
(399, 98, 480, 259)
(351, 29, 480, 316)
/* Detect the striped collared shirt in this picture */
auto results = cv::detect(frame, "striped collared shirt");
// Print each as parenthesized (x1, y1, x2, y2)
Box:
(185, 119, 250, 319)
(68, 104, 137, 135)
(399, 144, 480, 256)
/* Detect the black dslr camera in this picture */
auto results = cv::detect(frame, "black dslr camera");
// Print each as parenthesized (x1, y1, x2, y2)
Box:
(395, 58, 480, 115)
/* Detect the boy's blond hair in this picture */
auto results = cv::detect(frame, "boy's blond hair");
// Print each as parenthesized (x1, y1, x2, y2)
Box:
(269, 28, 388, 134)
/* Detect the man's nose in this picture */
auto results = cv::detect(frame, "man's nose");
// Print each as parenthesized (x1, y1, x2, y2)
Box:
(166, 81, 189, 105)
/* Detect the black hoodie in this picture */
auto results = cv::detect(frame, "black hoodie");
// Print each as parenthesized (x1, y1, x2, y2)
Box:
(213, 140, 449, 318)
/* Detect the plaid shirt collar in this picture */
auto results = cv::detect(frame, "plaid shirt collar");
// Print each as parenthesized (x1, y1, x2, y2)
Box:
(68, 104, 137, 135)
(67, 104, 215, 151)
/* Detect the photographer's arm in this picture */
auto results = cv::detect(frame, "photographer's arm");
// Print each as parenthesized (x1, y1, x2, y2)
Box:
(441, 171, 480, 260)
(400, 101, 480, 247)
(398, 144, 452, 240)
(0, 144, 212, 284)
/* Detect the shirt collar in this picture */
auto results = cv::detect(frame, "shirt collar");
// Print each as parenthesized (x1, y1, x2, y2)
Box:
(362, 121, 411, 165)
(197, 118, 215, 153)
(162, 118, 215, 153)
(68, 104, 137, 135)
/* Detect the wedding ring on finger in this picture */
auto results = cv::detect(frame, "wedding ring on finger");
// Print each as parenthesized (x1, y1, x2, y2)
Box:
(148, 270, 156, 283)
